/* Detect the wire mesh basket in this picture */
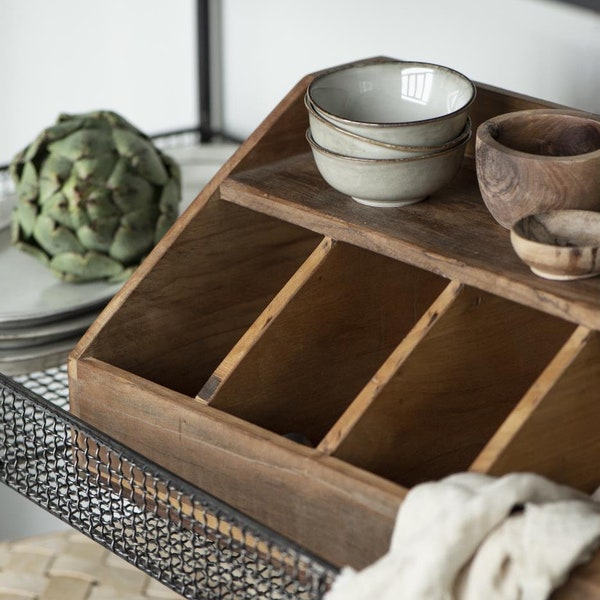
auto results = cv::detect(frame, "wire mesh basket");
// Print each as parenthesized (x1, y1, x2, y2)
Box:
(0, 368, 337, 599)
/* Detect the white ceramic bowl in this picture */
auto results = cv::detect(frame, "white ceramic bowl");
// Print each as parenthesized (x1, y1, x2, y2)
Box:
(510, 210, 600, 280)
(306, 128, 470, 208)
(305, 93, 471, 159)
(307, 60, 476, 146)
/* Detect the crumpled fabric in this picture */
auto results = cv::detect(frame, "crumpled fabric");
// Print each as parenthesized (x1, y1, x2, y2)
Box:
(324, 472, 600, 600)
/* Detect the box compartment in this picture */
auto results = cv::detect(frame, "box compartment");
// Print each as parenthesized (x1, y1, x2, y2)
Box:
(199, 240, 448, 446)
(472, 327, 600, 493)
(78, 195, 322, 396)
(323, 283, 575, 486)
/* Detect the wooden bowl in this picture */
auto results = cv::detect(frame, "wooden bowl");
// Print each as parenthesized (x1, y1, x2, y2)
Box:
(476, 109, 600, 229)
(510, 210, 600, 280)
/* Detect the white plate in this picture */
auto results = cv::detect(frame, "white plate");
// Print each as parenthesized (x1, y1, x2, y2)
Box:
(0, 335, 79, 376)
(0, 225, 122, 327)
(0, 309, 100, 349)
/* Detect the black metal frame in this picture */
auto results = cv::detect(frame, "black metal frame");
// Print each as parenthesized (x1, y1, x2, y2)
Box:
(198, 0, 214, 143)
(552, 0, 599, 11)
(197, 0, 243, 145)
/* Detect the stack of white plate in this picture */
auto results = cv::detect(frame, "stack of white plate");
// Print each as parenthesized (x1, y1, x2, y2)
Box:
(0, 220, 119, 376)
(0, 140, 239, 377)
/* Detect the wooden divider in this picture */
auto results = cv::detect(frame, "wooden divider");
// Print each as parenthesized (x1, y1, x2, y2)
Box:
(197, 236, 336, 403)
(326, 284, 576, 487)
(319, 280, 465, 454)
(471, 327, 600, 493)
(198, 242, 449, 446)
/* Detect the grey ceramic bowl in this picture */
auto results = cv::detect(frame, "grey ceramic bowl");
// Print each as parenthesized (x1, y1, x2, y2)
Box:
(305, 93, 472, 160)
(307, 60, 476, 146)
(306, 128, 470, 208)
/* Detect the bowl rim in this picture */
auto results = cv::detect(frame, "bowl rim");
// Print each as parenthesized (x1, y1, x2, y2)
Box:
(477, 109, 600, 162)
(510, 209, 600, 250)
(304, 92, 472, 153)
(306, 60, 477, 129)
(306, 127, 471, 164)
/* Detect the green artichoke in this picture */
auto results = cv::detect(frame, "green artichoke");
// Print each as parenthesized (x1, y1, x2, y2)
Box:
(9, 110, 181, 283)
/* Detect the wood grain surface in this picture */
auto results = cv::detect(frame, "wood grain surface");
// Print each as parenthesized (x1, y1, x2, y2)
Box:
(200, 241, 448, 445)
(472, 327, 600, 493)
(328, 284, 574, 487)
(222, 152, 600, 331)
(476, 109, 600, 228)
(70, 357, 404, 569)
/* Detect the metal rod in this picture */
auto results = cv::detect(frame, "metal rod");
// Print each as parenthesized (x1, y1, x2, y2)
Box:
(197, 0, 213, 143)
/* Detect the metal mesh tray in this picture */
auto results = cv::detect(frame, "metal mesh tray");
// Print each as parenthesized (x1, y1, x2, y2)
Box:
(0, 367, 337, 599)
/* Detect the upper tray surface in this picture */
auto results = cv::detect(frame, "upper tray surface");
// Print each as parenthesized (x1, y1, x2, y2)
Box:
(222, 153, 600, 331)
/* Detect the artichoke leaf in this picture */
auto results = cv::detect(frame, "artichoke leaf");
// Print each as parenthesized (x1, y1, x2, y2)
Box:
(111, 172, 156, 212)
(154, 211, 178, 244)
(47, 128, 113, 161)
(112, 128, 168, 185)
(120, 205, 160, 230)
(45, 117, 85, 141)
(80, 190, 120, 222)
(61, 176, 90, 228)
(8, 149, 26, 181)
(76, 217, 120, 253)
(16, 161, 39, 203)
(158, 178, 181, 212)
(12, 200, 38, 239)
(102, 111, 146, 137)
(22, 136, 45, 163)
(108, 265, 137, 283)
(33, 214, 85, 256)
(39, 153, 73, 200)
(162, 153, 182, 184)
(50, 250, 124, 283)
(74, 153, 118, 183)
(109, 222, 154, 265)
(41, 192, 73, 229)
(105, 157, 128, 187)
(12, 240, 51, 266)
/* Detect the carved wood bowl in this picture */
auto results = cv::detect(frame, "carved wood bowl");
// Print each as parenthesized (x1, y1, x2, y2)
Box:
(476, 109, 600, 229)
(510, 210, 600, 280)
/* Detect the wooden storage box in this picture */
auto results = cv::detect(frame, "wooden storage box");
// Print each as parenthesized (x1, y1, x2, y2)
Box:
(69, 58, 600, 592)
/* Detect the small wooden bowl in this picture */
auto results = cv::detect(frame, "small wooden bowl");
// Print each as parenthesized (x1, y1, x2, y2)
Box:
(476, 109, 600, 228)
(510, 210, 600, 280)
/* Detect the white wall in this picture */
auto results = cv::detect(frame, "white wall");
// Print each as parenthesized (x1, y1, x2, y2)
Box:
(220, 0, 600, 139)
(0, 0, 197, 165)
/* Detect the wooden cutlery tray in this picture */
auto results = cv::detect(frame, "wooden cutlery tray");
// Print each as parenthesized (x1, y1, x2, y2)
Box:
(68, 58, 600, 591)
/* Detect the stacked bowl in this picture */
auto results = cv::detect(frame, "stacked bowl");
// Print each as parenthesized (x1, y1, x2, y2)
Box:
(306, 60, 476, 207)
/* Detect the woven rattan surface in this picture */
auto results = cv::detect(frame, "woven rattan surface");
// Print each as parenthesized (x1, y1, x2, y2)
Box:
(0, 530, 182, 599)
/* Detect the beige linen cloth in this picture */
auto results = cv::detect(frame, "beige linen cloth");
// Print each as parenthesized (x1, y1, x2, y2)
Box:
(325, 472, 600, 600)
